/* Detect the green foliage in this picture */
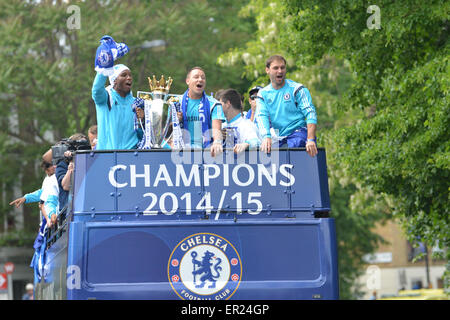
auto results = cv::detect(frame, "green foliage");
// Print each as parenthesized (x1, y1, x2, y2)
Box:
(0, 0, 254, 236)
(219, 0, 390, 299)
(283, 0, 450, 287)
(0, 229, 36, 248)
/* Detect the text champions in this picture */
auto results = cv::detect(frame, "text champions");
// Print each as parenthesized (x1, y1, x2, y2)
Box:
(107, 164, 295, 216)
(108, 163, 295, 189)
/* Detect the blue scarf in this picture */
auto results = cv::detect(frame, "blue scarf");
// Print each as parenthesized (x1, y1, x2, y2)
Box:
(181, 90, 211, 148)
(245, 109, 252, 120)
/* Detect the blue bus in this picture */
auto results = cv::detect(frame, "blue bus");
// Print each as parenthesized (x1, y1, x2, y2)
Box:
(36, 148, 338, 300)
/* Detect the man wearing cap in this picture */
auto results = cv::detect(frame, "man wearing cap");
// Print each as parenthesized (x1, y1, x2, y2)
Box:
(22, 283, 34, 300)
(256, 55, 318, 157)
(246, 86, 263, 123)
(92, 36, 143, 150)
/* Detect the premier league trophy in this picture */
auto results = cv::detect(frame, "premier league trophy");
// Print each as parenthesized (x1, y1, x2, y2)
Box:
(137, 75, 183, 149)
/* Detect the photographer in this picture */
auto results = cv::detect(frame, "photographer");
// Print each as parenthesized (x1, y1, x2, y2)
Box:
(53, 133, 91, 211)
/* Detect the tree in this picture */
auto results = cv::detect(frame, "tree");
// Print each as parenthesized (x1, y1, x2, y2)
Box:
(218, 0, 390, 298)
(0, 0, 254, 241)
(283, 0, 449, 287)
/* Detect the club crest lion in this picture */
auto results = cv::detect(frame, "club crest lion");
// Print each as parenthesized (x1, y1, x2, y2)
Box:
(191, 250, 222, 288)
(168, 233, 242, 300)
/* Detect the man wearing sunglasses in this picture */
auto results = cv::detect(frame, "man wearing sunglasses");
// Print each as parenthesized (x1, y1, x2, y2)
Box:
(256, 55, 318, 157)
(246, 86, 263, 123)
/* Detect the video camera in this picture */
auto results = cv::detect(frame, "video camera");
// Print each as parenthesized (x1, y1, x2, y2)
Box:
(52, 138, 91, 165)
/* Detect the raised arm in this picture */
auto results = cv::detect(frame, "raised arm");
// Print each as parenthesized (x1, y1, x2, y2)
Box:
(91, 73, 109, 106)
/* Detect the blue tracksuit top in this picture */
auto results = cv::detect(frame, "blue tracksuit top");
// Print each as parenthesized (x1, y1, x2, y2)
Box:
(255, 79, 317, 138)
(92, 73, 139, 150)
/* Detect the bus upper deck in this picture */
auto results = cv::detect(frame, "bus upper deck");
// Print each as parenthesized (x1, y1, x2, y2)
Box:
(37, 148, 338, 300)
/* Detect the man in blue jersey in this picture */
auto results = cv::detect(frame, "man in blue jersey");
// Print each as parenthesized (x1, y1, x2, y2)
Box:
(178, 67, 225, 157)
(256, 55, 318, 157)
(176, 67, 226, 157)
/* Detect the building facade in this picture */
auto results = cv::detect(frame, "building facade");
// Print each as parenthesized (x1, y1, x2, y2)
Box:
(358, 219, 446, 299)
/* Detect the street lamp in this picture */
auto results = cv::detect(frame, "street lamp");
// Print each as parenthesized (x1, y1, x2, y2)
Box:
(131, 39, 167, 51)
(140, 40, 166, 50)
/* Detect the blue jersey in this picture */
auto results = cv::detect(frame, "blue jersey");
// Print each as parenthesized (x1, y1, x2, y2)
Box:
(92, 73, 139, 150)
(177, 94, 225, 149)
(255, 79, 317, 138)
(24, 189, 42, 203)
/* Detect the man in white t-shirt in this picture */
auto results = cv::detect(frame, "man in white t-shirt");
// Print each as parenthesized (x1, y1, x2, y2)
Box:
(40, 172, 59, 227)
(219, 89, 260, 154)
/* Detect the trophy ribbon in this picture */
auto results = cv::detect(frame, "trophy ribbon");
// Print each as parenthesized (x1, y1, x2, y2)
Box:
(169, 100, 184, 149)
(142, 99, 153, 149)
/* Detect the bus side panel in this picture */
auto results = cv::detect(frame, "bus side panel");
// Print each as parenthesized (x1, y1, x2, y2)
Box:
(66, 218, 338, 300)
(37, 228, 68, 300)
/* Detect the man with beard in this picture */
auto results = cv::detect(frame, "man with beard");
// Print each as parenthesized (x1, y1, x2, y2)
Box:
(256, 55, 318, 157)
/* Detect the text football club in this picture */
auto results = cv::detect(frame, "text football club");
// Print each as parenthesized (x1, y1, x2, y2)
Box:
(168, 233, 242, 300)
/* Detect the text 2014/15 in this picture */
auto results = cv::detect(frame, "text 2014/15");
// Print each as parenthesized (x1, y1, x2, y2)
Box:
(142, 190, 263, 218)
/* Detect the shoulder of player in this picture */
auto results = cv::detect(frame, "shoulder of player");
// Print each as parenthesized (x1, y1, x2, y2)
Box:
(285, 79, 306, 90)
(257, 85, 272, 100)
(206, 95, 222, 110)
(259, 84, 272, 94)
(237, 116, 257, 128)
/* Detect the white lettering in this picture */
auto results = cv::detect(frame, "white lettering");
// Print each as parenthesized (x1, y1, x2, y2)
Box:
(108, 165, 128, 188)
(232, 164, 254, 187)
(67, 265, 81, 289)
(153, 164, 173, 187)
(247, 192, 263, 215)
(160, 192, 178, 215)
(66, 5, 81, 30)
(203, 164, 220, 186)
(179, 235, 228, 252)
(223, 164, 229, 186)
(279, 164, 295, 186)
(258, 164, 277, 186)
(130, 164, 150, 187)
(175, 164, 200, 187)
(180, 193, 192, 215)
(109, 163, 297, 190)
(187, 238, 195, 248)
(143, 193, 158, 215)
(366, 265, 381, 290)
(367, 5, 381, 30)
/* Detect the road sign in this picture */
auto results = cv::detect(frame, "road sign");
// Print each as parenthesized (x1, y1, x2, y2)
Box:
(4, 262, 14, 274)
(0, 273, 7, 290)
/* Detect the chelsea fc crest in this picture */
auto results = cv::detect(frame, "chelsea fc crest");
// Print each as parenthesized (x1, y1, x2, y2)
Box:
(97, 49, 112, 67)
(168, 233, 242, 300)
